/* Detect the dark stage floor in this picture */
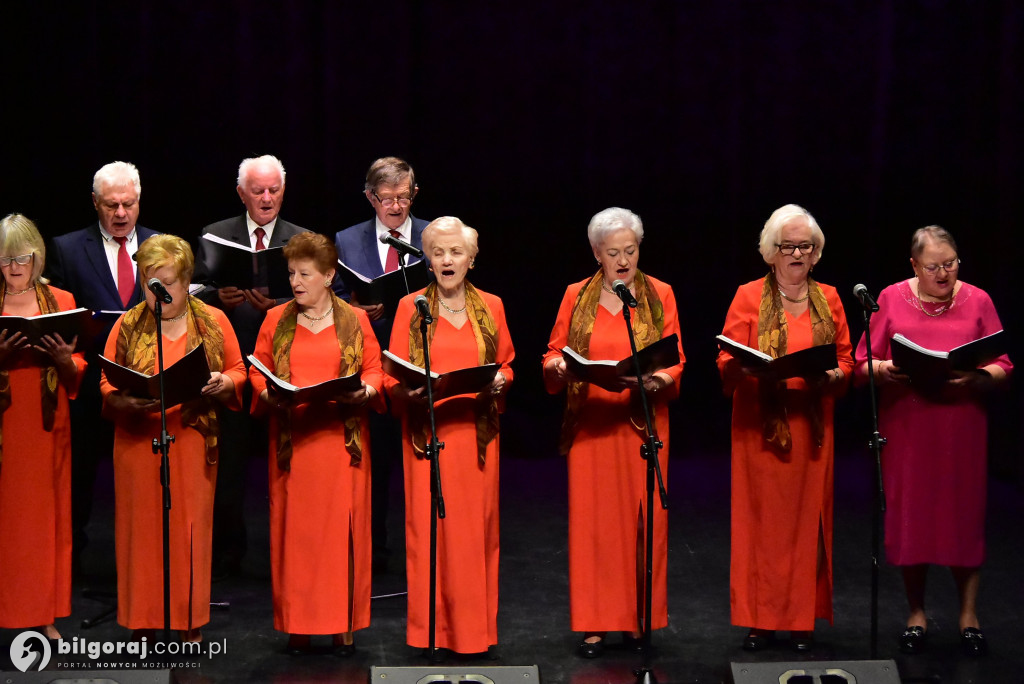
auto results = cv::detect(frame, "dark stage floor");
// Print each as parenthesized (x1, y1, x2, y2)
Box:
(3, 430, 1022, 683)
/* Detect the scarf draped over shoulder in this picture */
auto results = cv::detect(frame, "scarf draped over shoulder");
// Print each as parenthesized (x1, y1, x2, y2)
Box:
(756, 272, 835, 451)
(406, 281, 500, 465)
(0, 282, 62, 466)
(558, 270, 664, 455)
(114, 296, 226, 464)
(271, 292, 364, 472)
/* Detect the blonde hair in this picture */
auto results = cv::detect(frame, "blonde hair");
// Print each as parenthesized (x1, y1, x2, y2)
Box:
(0, 213, 48, 284)
(135, 234, 194, 284)
(759, 203, 825, 265)
(422, 216, 479, 258)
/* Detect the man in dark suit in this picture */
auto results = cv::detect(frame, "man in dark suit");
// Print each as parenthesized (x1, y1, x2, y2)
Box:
(192, 154, 308, 578)
(334, 156, 429, 573)
(46, 160, 160, 573)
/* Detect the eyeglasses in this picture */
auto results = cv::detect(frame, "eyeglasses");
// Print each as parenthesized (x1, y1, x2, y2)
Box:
(371, 190, 413, 208)
(0, 253, 33, 267)
(776, 243, 816, 255)
(918, 258, 960, 275)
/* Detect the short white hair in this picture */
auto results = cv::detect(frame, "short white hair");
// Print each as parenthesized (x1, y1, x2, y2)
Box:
(759, 203, 824, 265)
(93, 161, 141, 198)
(587, 207, 644, 249)
(422, 216, 479, 258)
(237, 154, 286, 189)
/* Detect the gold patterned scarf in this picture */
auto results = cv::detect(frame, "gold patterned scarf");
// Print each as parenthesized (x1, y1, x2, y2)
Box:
(558, 270, 664, 455)
(757, 272, 835, 451)
(406, 281, 500, 465)
(115, 296, 226, 464)
(271, 292, 364, 471)
(0, 282, 61, 466)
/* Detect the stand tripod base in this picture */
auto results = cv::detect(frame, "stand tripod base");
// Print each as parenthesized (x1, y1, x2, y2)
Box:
(633, 668, 658, 684)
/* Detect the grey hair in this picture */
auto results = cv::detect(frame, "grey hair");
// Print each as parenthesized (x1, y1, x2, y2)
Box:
(93, 161, 141, 198)
(759, 203, 825, 265)
(422, 216, 479, 258)
(364, 156, 416, 193)
(910, 225, 957, 259)
(587, 207, 644, 250)
(237, 154, 286, 189)
(0, 213, 48, 284)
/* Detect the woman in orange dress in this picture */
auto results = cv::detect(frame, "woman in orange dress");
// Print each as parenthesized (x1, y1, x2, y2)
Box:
(249, 232, 384, 656)
(0, 214, 86, 641)
(542, 207, 685, 659)
(101, 234, 245, 642)
(386, 216, 514, 656)
(716, 204, 853, 653)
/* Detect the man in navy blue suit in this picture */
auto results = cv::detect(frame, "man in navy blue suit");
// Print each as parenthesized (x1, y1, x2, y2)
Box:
(334, 156, 429, 573)
(46, 161, 160, 572)
(192, 154, 308, 578)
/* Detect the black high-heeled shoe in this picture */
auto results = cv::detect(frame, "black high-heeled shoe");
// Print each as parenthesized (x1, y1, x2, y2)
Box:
(742, 628, 774, 651)
(577, 633, 604, 659)
(286, 634, 311, 657)
(898, 625, 927, 654)
(961, 627, 988, 657)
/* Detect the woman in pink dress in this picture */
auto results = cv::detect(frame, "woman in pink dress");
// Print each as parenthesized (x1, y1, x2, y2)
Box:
(855, 225, 1012, 657)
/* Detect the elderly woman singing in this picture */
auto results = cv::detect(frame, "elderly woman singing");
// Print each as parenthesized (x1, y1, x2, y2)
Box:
(387, 216, 514, 656)
(101, 234, 246, 643)
(542, 207, 685, 659)
(717, 204, 852, 653)
(855, 226, 1011, 657)
(0, 214, 86, 641)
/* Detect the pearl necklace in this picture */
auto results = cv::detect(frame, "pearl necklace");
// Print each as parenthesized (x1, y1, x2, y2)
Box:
(161, 310, 187, 322)
(300, 305, 333, 322)
(778, 287, 808, 303)
(5, 286, 33, 296)
(438, 299, 467, 315)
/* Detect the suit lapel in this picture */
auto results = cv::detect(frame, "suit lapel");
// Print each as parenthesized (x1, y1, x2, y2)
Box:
(359, 222, 385, 278)
(82, 226, 123, 305)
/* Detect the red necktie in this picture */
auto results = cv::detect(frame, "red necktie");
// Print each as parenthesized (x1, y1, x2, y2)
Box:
(254, 226, 267, 251)
(384, 230, 401, 273)
(114, 235, 134, 307)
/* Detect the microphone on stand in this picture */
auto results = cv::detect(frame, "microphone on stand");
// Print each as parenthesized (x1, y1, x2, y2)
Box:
(380, 233, 424, 259)
(612, 279, 638, 308)
(415, 294, 433, 323)
(147, 278, 173, 304)
(853, 284, 879, 312)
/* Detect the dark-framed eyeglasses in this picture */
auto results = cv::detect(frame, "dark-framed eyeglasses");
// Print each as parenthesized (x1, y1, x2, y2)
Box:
(919, 258, 960, 275)
(775, 243, 816, 256)
(0, 253, 34, 267)
(371, 190, 413, 208)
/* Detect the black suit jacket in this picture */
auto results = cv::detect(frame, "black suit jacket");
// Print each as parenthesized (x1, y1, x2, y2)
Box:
(193, 215, 308, 355)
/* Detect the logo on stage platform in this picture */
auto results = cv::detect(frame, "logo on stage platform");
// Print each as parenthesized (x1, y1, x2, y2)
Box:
(10, 630, 51, 672)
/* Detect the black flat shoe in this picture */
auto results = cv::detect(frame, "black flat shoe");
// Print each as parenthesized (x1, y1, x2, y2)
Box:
(898, 626, 927, 654)
(286, 634, 311, 657)
(578, 635, 604, 659)
(742, 629, 774, 651)
(791, 630, 814, 653)
(961, 627, 988, 657)
(622, 633, 645, 653)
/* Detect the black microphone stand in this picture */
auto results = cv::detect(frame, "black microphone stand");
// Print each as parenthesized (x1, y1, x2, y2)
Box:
(860, 295, 886, 659)
(396, 251, 411, 297)
(417, 305, 447, 662)
(150, 297, 175, 643)
(617, 291, 668, 684)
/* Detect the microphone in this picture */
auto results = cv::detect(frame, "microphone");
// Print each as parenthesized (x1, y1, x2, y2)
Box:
(147, 278, 173, 304)
(414, 294, 433, 322)
(853, 284, 879, 312)
(612, 279, 638, 308)
(380, 233, 424, 259)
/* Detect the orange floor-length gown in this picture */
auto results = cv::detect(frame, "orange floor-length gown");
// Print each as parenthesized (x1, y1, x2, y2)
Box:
(0, 287, 85, 628)
(717, 279, 852, 631)
(249, 303, 383, 635)
(387, 289, 514, 654)
(101, 306, 245, 630)
(542, 276, 685, 633)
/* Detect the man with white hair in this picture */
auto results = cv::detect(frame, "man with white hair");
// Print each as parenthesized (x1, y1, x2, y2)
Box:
(192, 154, 308, 578)
(46, 161, 161, 573)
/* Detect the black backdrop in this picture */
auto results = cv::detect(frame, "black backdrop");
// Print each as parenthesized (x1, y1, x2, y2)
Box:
(5, 1, 1022, 477)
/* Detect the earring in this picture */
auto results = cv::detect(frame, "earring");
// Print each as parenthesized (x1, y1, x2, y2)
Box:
(470, 260, 475, 268)
(324, 279, 331, 288)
